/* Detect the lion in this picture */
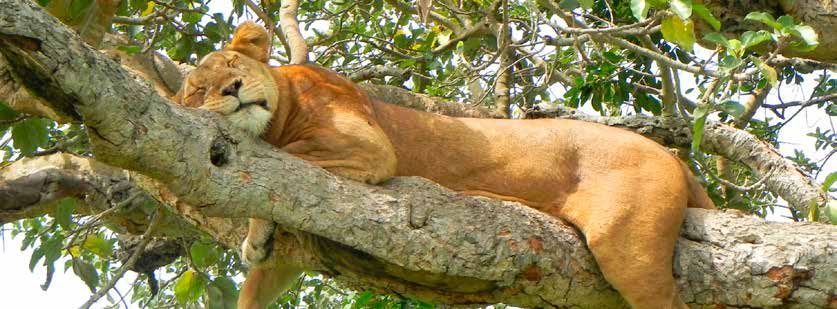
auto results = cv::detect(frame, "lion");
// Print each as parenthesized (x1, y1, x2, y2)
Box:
(174, 22, 715, 309)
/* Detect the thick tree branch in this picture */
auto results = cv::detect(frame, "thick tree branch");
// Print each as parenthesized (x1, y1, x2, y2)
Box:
(0, 2, 834, 307)
(278, 0, 308, 64)
(347, 65, 410, 82)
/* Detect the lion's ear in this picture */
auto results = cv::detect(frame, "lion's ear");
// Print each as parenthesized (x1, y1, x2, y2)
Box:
(224, 22, 270, 63)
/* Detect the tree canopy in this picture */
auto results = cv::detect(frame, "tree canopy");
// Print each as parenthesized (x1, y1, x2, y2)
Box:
(0, 0, 834, 308)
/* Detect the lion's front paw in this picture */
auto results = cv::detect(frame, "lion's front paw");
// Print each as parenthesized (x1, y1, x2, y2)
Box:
(242, 219, 276, 266)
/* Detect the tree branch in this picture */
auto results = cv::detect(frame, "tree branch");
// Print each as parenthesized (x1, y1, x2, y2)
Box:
(278, 0, 308, 64)
(762, 92, 837, 109)
(0, 2, 834, 307)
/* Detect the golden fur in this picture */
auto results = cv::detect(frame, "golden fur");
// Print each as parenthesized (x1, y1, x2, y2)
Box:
(174, 22, 715, 309)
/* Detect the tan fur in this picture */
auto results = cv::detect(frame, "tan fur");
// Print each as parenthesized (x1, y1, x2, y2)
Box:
(174, 23, 715, 309)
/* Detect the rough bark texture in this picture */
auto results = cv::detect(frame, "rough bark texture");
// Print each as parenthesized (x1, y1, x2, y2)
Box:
(0, 1, 835, 307)
(0, 154, 203, 238)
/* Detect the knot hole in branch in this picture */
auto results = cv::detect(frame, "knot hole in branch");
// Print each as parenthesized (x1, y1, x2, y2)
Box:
(209, 136, 232, 167)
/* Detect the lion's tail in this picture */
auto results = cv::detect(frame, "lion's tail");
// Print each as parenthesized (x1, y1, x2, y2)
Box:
(684, 165, 716, 209)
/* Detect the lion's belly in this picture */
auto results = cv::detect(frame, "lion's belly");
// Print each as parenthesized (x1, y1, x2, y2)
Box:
(388, 126, 580, 214)
(415, 163, 577, 215)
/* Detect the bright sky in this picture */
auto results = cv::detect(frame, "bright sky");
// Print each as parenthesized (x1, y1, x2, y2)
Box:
(1, 3, 834, 309)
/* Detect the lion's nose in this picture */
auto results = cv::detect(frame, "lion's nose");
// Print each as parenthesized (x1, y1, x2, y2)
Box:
(221, 79, 243, 97)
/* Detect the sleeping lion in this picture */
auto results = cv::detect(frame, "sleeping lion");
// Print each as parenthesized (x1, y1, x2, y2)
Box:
(174, 22, 714, 309)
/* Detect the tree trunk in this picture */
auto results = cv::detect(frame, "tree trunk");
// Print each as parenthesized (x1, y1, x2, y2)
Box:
(0, 1, 835, 307)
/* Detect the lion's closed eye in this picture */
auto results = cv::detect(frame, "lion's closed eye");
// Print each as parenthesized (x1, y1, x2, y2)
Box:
(187, 87, 205, 98)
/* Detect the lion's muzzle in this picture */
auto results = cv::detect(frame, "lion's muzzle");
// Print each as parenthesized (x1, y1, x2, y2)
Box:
(234, 99, 269, 112)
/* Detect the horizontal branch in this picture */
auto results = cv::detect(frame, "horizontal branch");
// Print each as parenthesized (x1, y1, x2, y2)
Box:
(347, 65, 410, 82)
(0, 1, 834, 307)
(0, 153, 203, 239)
(762, 92, 837, 109)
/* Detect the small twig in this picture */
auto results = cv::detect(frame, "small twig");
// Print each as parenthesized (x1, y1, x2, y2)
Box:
(0, 115, 27, 126)
(431, 21, 489, 54)
(112, 285, 129, 309)
(78, 209, 162, 309)
(112, 9, 176, 25)
(142, 268, 187, 309)
(32, 131, 83, 157)
(762, 92, 837, 109)
(704, 164, 775, 192)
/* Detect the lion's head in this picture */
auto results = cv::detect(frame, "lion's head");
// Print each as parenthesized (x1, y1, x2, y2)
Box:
(175, 22, 278, 135)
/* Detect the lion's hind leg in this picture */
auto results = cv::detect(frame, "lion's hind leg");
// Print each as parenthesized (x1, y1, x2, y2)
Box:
(238, 264, 301, 309)
(557, 179, 689, 309)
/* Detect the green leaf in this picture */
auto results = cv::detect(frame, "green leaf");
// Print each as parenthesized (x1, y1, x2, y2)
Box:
(716, 100, 745, 118)
(807, 200, 819, 222)
(745, 12, 782, 30)
(129, 0, 148, 11)
(72, 259, 99, 292)
(776, 15, 795, 28)
(69, 0, 94, 20)
(669, 0, 692, 19)
(578, 0, 594, 10)
(0, 101, 20, 120)
(183, 12, 202, 24)
(353, 290, 374, 308)
(691, 105, 709, 153)
(42, 234, 64, 264)
(206, 284, 224, 309)
(117, 45, 142, 55)
(175, 270, 207, 304)
(661, 16, 695, 51)
(741, 30, 773, 49)
(823, 172, 837, 192)
(206, 277, 238, 309)
(826, 199, 837, 224)
(36, 0, 51, 6)
(0, 101, 20, 131)
(703, 33, 729, 49)
(190, 242, 219, 269)
(719, 54, 743, 71)
(56, 198, 77, 229)
(29, 247, 44, 272)
(692, 4, 720, 30)
(630, 0, 650, 21)
(755, 59, 778, 87)
(12, 118, 51, 156)
(559, 0, 580, 10)
(82, 235, 114, 258)
(462, 37, 481, 52)
(786, 25, 819, 52)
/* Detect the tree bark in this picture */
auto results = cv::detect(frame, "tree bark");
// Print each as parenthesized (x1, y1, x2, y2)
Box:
(0, 1, 835, 307)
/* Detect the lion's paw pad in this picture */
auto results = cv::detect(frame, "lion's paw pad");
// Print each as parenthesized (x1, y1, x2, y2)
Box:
(242, 237, 272, 266)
